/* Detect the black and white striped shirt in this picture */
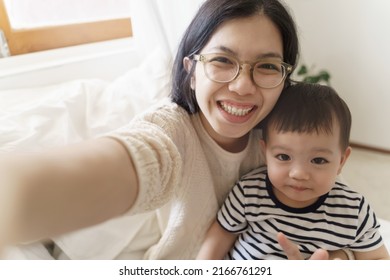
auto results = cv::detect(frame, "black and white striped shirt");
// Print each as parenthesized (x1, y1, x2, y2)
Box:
(218, 167, 384, 260)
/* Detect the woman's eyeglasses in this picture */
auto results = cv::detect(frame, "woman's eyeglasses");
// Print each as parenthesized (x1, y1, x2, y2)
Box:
(193, 53, 293, 89)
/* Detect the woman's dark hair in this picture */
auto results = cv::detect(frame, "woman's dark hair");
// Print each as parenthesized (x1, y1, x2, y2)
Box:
(170, 0, 299, 113)
(261, 82, 352, 151)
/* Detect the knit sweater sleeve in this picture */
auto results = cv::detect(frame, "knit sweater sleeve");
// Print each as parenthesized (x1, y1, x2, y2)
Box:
(107, 102, 187, 215)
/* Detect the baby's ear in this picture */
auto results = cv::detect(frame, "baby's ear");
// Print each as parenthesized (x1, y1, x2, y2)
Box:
(337, 146, 352, 175)
(259, 140, 268, 165)
(260, 139, 266, 155)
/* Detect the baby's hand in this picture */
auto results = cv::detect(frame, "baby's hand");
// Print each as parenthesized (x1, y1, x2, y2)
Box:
(277, 232, 329, 260)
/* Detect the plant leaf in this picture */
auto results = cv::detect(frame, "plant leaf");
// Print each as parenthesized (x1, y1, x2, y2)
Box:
(297, 65, 308, 75)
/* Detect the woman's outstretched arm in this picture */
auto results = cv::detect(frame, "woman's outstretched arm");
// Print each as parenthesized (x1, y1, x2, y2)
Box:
(0, 137, 138, 245)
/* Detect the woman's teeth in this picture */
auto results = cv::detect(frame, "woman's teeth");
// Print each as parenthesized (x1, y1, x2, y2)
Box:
(220, 102, 253, 116)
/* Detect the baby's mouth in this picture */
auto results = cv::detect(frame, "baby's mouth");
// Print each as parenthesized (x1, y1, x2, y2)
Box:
(219, 101, 254, 117)
(290, 185, 309, 191)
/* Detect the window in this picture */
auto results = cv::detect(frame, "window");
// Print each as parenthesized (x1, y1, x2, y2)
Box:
(0, 0, 132, 56)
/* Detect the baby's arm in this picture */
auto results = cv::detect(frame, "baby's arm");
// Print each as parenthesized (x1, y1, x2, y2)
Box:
(354, 245, 390, 260)
(196, 220, 237, 260)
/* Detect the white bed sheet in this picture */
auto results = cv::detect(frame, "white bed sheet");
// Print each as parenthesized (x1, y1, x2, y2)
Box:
(1, 48, 389, 259)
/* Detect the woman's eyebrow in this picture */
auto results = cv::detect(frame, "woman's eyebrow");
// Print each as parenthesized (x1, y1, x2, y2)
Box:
(259, 52, 283, 60)
(208, 45, 236, 55)
(210, 45, 283, 59)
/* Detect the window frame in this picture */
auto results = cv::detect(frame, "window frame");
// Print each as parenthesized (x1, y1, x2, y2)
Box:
(0, 0, 132, 56)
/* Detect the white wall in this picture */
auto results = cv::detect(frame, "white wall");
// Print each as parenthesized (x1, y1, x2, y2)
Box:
(284, 0, 390, 150)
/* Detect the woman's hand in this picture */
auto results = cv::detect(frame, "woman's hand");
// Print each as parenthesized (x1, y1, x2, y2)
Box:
(277, 232, 330, 260)
(0, 156, 26, 247)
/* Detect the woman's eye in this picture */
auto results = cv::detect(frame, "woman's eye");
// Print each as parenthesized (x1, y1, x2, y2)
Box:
(311, 158, 329, 165)
(259, 63, 277, 69)
(210, 56, 234, 65)
(276, 154, 290, 161)
(256, 62, 281, 72)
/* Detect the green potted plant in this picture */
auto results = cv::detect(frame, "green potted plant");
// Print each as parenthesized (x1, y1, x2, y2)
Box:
(295, 64, 331, 85)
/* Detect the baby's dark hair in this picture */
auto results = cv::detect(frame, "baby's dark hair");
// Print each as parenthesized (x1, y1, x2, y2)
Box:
(261, 83, 352, 151)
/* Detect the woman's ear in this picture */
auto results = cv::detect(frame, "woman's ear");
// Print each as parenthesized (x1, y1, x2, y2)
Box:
(183, 57, 193, 73)
(337, 146, 352, 175)
(183, 57, 195, 90)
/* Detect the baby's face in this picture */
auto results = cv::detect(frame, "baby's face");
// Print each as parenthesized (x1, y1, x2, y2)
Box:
(263, 124, 351, 208)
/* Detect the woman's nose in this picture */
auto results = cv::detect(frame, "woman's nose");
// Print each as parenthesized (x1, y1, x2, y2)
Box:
(228, 64, 257, 95)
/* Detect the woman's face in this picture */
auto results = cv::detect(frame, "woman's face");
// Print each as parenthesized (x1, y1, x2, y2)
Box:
(189, 14, 284, 151)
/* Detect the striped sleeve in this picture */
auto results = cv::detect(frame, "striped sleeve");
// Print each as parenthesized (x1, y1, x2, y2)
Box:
(349, 196, 384, 251)
(217, 168, 267, 234)
(217, 181, 248, 233)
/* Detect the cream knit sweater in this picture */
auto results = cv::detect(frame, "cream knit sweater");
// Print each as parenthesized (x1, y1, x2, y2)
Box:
(54, 100, 264, 259)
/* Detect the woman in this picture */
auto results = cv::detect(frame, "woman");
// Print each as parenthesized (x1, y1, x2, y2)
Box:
(0, 0, 340, 259)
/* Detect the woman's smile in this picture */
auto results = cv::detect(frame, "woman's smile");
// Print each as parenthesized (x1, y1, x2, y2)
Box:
(218, 101, 255, 117)
(217, 100, 257, 124)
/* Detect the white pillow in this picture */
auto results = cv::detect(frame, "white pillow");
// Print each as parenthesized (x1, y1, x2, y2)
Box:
(0, 48, 171, 153)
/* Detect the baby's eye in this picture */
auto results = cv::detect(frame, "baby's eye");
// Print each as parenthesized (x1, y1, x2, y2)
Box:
(276, 154, 290, 161)
(311, 157, 329, 165)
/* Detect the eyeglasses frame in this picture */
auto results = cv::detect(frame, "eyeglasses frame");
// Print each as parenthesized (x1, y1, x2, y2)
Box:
(193, 53, 293, 89)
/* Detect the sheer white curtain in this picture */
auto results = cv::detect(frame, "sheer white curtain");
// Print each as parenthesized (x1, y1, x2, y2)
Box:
(130, 0, 205, 58)
(3, 0, 131, 28)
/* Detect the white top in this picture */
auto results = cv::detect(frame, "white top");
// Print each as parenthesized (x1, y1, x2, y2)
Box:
(53, 99, 264, 259)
